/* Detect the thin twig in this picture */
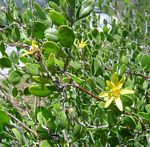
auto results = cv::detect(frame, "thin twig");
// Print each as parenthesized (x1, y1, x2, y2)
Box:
(64, 48, 71, 72)
(6, 112, 38, 137)
(63, 83, 104, 102)
(63, 72, 103, 101)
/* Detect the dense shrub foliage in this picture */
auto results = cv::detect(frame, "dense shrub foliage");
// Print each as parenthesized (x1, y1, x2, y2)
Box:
(0, 0, 150, 146)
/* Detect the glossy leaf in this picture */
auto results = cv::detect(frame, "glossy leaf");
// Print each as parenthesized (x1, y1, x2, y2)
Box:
(0, 110, 10, 125)
(32, 76, 50, 84)
(47, 53, 55, 70)
(29, 84, 51, 97)
(77, 0, 95, 20)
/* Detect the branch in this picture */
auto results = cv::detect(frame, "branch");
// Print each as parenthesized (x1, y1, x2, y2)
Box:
(62, 71, 103, 101)
(63, 48, 71, 72)
(6, 112, 38, 137)
(63, 83, 104, 102)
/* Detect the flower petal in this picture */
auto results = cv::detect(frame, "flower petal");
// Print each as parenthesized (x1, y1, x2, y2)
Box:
(106, 80, 115, 90)
(117, 77, 126, 89)
(99, 92, 109, 97)
(115, 97, 123, 111)
(105, 97, 114, 108)
(111, 72, 118, 85)
(120, 89, 134, 95)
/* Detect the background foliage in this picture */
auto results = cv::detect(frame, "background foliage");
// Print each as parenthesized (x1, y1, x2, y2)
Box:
(0, 0, 150, 146)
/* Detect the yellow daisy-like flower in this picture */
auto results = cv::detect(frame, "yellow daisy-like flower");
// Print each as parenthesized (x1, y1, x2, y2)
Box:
(99, 72, 134, 111)
(22, 40, 39, 56)
(76, 39, 88, 49)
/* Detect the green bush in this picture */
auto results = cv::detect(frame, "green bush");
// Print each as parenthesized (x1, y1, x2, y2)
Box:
(0, 0, 149, 146)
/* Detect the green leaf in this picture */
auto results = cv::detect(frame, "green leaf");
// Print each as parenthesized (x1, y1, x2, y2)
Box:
(0, 42, 5, 56)
(58, 25, 75, 47)
(92, 28, 100, 44)
(77, 0, 95, 20)
(139, 112, 150, 123)
(37, 112, 45, 125)
(70, 61, 81, 69)
(40, 140, 51, 147)
(69, 73, 84, 84)
(54, 58, 64, 68)
(42, 41, 60, 55)
(33, 21, 47, 39)
(9, 71, 23, 85)
(10, 50, 19, 64)
(33, 2, 47, 19)
(119, 64, 126, 75)
(124, 0, 129, 4)
(0, 110, 10, 125)
(32, 76, 50, 84)
(12, 87, 18, 97)
(103, 25, 109, 34)
(47, 53, 55, 70)
(25, 63, 39, 76)
(73, 124, 81, 138)
(122, 116, 136, 129)
(141, 54, 150, 70)
(11, 27, 20, 42)
(49, 10, 67, 26)
(12, 128, 22, 143)
(44, 28, 58, 41)
(145, 104, 150, 113)
(49, 1, 60, 12)
(22, 9, 33, 24)
(20, 56, 28, 64)
(59, 111, 68, 129)
(67, 0, 76, 9)
(121, 95, 133, 107)
(121, 56, 129, 65)
(0, 57, 12, 68)
(29, 84, 51, 97)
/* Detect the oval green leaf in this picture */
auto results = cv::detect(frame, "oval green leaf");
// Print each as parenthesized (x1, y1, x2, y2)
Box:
(25, 63, 39, 76)
(0, 57, 12, 68)
(29, 84, 51, 97)
(77, 0, 95, 20)
(9, 71, 23, 85)
(33, 2, 47, 20)
(58, 25, 75, 47)
(0, 110, 10, 125)
(47, 53, 55, 71)
(49, 10, 67, 26)
(42, 41, 60, 55)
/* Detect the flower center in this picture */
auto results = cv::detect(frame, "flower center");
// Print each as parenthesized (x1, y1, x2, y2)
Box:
(111, 88, 120, 98)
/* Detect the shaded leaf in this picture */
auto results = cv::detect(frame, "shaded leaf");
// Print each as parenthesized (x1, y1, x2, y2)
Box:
(0, 57, 12, 68)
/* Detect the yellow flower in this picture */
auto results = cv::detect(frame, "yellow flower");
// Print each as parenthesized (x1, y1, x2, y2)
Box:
(76, 39, 88, 49)
(22, 40, 39, 56)
(99, 72, 134, 111)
